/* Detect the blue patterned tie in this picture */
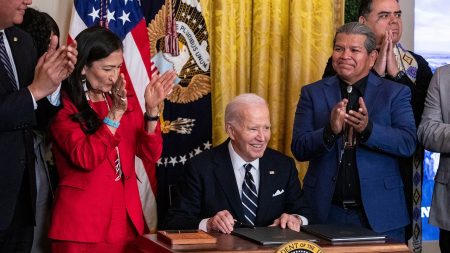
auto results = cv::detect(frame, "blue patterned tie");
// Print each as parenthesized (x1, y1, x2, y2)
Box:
(242, 163, 258, 226)
(0, 32, 18, 90)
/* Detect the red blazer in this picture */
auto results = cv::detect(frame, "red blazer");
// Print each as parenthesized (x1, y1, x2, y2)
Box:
(48, 93, 162, 242)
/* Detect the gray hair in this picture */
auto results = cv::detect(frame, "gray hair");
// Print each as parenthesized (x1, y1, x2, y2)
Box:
(333, 22, 377, 53)
(225, 93, 268, 126)
(359, 0, 399, 18)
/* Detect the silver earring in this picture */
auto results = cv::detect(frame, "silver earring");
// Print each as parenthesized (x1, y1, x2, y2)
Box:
(82, 76, 88, 92)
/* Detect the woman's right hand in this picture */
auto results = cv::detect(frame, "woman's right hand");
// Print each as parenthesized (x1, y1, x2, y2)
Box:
(109, 73, 127, 121)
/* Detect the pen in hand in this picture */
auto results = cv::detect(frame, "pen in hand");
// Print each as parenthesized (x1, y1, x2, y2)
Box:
(234, 219, 255, 229)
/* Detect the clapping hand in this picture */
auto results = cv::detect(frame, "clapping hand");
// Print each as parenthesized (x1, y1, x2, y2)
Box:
(144, 70, 177, 113)
(330, 99, 348, 135)
(110, 73, 127, 117)
(345, 97, 369, 133)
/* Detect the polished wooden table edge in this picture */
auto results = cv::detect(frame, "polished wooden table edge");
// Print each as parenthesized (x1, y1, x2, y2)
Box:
(129, 232, 411, 253)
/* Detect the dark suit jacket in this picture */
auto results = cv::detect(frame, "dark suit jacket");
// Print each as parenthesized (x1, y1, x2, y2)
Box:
(163, 140, 303, 229)
(0, 26, 58, 230)
(291, 72, 417, 233)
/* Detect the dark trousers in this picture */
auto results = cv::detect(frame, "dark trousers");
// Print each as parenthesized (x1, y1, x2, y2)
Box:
(326, 204, 406, 243)
(440, 229, 450, 253)
(0, 174, 34, 253)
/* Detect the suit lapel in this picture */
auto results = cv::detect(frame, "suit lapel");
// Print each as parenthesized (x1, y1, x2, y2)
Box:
(323, 76, 345, 152)
(212, 141, 245, 222)
(364, 72, 383, 116)
(323, 76, 342, 112)
(256, 153, 274, 224)
(6, 27, 33, 89)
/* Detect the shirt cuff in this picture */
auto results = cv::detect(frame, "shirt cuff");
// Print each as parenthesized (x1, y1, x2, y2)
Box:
(30, 89, 38, 110)
(199, 218, 209, 232)
(292, 214, 308, 226)
(323, 123, 340, 148)
(47, 84, 61, 106)
(359, 120, 373, 143)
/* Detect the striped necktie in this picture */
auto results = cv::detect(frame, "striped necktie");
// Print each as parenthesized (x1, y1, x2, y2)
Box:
(242, 163, 258, 226)
(0, 32, 18, 90)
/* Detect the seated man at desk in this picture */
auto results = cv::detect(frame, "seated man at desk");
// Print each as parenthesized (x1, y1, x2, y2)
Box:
(163, 93, 307, 233)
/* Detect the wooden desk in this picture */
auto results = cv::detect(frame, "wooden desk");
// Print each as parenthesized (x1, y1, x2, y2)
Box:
(128, 233, 411, 253)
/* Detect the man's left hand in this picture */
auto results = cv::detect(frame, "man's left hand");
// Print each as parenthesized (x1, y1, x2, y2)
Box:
(269, 213, 301, 232)
(345, 97, 369, 133)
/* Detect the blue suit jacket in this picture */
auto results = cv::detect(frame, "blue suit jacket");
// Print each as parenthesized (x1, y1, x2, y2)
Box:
(291, 73, 417, 233)
(163, 140, 303, 229)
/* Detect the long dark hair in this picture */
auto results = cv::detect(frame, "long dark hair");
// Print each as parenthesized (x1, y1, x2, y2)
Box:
(63, 26, 123, 134)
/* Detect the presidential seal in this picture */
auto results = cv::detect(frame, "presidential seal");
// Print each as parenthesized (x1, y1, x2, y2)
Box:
(147, 0, 211, 135)
(276, 240, 323, 253)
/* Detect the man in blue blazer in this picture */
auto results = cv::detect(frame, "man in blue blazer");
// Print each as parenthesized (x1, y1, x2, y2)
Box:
(0, 1, 77, 252)
(164, 93, 306, 233)
(291, 22, 416, 243)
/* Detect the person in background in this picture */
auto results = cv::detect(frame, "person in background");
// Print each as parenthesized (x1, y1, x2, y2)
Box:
(322, 0, 433, 243)
(48, 26, 176, 253)
(164, 93, 306, 233)
(417, 64, 450, 253)
(292, 22, 416, 243)
(18, 8, 60, 57)
(0, 0, 77, 252)
(17, 8, 61, 253)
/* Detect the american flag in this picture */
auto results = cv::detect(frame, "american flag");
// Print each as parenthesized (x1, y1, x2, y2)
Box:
(68, 0, 158, 231)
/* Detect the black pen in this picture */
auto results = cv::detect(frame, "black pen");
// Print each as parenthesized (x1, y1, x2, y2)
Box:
(234, 219, 255, 229)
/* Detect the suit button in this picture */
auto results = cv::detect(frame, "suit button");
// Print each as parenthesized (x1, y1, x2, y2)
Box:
(332, 176, 337, 182)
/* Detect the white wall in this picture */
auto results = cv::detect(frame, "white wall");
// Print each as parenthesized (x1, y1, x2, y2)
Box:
(399, 0, 414, 50)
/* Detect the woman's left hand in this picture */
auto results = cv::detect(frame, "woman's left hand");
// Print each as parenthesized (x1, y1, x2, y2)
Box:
(144, 70, 177, 112)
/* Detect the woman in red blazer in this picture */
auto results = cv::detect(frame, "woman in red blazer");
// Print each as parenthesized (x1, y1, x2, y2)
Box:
(48, 26, 176, 253)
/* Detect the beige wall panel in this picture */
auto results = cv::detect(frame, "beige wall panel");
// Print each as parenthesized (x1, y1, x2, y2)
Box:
(31, 0, 72, 44)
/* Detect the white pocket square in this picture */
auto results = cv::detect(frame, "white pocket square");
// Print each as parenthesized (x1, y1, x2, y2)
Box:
(272, 189, 284, 197)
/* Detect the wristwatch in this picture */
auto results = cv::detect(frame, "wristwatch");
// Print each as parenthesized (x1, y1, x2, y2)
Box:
(392, 70, 406, 81)
(144, 112, 159, 121)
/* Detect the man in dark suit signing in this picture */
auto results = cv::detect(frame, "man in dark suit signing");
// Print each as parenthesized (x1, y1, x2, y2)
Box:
(0, 0, 77, 252)
(291, 22, 416, 243)
(164, 93, 306, 233)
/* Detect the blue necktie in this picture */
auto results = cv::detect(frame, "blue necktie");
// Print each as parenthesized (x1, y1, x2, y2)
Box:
(0, 32, 18, 90)
(242, 163, 258, 226)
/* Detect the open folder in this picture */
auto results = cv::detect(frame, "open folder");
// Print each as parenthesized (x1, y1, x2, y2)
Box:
(232, 227, 320, 246)
(301, 224, 386, 243)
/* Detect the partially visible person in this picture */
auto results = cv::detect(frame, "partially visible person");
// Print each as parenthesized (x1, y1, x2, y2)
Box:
(0, 0, 77, 252)
(322, 0, 432, 242)
(323, 0, 432, 124)
(48, 26, 176, 253)
(18, 8, 60, 58)
(292, 22, 416, 243)
(164, 93, 306, 234)
(417, 64, 450, 253)
(17, 8, 61, 253)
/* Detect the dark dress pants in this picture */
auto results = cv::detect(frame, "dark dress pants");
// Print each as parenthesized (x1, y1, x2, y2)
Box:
(440, 228, 450, 253)
(0, 173, 34, 253)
